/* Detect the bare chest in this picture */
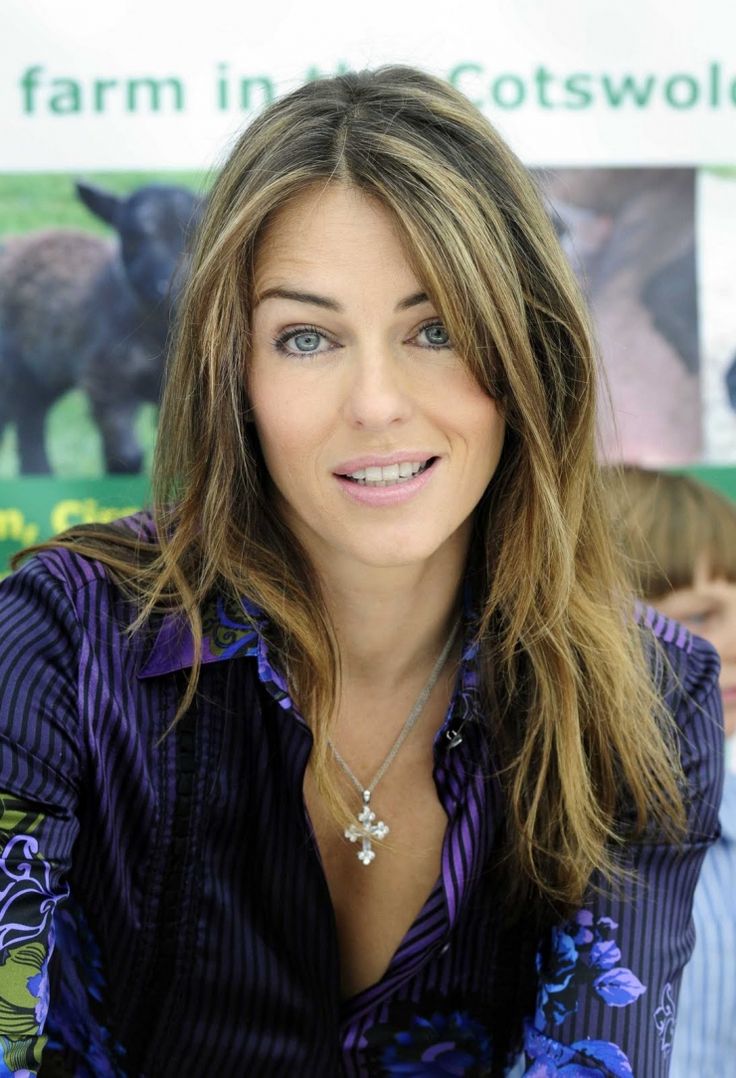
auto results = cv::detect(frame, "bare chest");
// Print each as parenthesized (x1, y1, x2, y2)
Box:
(303, 752, 448, 1000)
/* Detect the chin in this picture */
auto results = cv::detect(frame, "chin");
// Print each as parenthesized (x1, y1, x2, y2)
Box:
(345, 536, 449, 570)
(351, 549, 438, 570)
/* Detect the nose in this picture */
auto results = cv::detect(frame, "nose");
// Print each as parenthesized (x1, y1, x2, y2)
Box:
(342, 346, 414, 431)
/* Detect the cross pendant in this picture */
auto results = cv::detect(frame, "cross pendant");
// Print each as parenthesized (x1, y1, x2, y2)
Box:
(344, 791, 389, 865)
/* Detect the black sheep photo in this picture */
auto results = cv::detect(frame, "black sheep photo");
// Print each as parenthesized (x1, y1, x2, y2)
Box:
(0, 172, 204, 476)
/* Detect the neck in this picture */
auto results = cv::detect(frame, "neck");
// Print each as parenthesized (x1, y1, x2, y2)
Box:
(311, 531, 469, 693)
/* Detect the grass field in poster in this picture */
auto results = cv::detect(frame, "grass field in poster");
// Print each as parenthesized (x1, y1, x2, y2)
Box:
(0, 169, 207, 478)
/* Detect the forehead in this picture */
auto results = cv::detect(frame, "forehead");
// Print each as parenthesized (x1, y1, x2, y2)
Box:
(253, 183, 420, 292)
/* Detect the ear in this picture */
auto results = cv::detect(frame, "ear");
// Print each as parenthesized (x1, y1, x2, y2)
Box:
(75, 181, 122, 227)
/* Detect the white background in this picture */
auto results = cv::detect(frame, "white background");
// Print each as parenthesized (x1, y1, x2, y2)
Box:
(2, 0, 736, 170)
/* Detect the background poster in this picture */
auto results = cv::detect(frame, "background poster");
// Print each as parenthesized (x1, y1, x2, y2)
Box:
(2, 0, 736, 569)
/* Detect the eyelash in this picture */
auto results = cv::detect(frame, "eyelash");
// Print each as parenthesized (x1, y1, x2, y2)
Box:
(417, 320, 452, 351)
(272, 324, 335, 357)
(271, 320, 451, 358)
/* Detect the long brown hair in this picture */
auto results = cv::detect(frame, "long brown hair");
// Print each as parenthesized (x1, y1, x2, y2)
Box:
(17, 66, 685, 916)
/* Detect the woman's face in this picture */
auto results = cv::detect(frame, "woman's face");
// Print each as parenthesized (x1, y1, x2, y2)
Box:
(247, 183, 505, 578)
(654, 565, 736, 738)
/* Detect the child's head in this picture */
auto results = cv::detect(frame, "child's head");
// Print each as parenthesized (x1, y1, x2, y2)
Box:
(611, 466, 736, 737)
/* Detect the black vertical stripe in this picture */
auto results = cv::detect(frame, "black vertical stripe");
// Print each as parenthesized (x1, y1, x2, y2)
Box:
(0, 543, 725, 1077)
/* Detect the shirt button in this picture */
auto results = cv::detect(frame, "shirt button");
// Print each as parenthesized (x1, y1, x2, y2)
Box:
(439, 941, 451, 955)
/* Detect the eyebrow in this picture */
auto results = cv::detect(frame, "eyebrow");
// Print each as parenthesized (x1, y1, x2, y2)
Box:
(256, 287, 430, 313)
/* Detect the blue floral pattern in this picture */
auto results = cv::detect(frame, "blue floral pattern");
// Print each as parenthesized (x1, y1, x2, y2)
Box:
(523, 1025, 633, 1076)
(0, 792, 68, 1077)
(44, 898, 127, 1077)
(524, 910, 646, 1076)
(0, 790, 126, 1077)
(202, 593, 293, 709)
(364, 1001, 494, 1076)
(201, 593, 259, 661)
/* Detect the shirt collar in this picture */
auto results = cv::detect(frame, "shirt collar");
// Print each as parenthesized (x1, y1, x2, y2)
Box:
(138, 592, 294, 710)
(138, 589, 479, 717)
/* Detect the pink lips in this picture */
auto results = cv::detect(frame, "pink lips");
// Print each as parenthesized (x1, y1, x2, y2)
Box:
(334, 456, 440, 506)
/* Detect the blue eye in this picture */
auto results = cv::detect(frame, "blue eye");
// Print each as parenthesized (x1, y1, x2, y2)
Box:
(291, 331, 322, 352)
(416, 322, 451, 349)
(274, 326, 332, 357)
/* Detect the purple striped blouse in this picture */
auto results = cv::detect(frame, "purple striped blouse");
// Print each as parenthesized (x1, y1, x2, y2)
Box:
(0, 523, 725, 1077)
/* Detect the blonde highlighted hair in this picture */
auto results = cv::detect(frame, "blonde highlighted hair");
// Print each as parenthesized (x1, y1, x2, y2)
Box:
(18, 66, 685, 917)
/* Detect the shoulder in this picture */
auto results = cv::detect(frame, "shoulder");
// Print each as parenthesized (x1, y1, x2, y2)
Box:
(0, 509, 158, 660)
(636, 604, 724, 842)
(636, 603, 721, 715)
(0, 511, 163, 789)
(2, 509, 156, 599)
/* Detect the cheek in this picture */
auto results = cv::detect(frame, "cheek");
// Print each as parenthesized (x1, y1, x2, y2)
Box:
(457, 385, 505, 467)
(248, 364, 288, 470)
(248, 366, 326, 483)
(452, 358, 503, 421)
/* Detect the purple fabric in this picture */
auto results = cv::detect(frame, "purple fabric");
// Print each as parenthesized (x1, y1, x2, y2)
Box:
(0, 521, 725, 1077)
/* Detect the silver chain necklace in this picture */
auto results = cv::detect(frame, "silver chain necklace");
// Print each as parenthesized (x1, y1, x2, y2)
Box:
(329, 617, 461, 866)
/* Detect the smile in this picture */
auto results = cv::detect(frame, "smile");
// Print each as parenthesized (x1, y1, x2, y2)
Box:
(342, 460, 434, 486)
(333, 456, 440, 506)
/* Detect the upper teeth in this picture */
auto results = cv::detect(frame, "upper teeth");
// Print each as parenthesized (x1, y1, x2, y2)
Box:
(346, 461, 427, 483)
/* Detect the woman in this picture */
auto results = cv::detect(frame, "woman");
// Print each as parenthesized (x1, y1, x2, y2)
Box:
(610, 466, 736, 1078)
(0, 68, 723, 1077)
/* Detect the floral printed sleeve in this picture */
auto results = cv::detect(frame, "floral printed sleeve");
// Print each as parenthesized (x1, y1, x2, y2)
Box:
(523, 636, 724, 1077)
(0, 557, 83, 1076)
(0, 792, 69, 1076)
(525, 902, 658, 1076)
